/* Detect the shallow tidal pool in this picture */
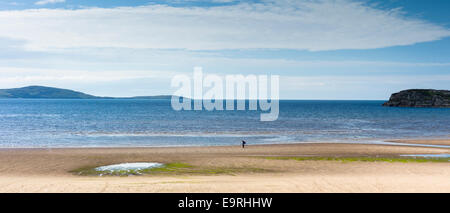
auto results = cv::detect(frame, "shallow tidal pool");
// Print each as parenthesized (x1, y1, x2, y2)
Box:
(93, 162, 164, 176)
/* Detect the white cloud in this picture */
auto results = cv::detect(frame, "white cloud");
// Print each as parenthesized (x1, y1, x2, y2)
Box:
(280, 75, 450, 99)
(8, 2, 21, 6)
(0, 0, 448, 51)
(0, 67, 178, 85)
(0, 66, 448, 99)
(35, 0, 65, 6)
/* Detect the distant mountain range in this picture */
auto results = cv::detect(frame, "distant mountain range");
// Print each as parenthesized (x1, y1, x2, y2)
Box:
(0, 86, 174, 99)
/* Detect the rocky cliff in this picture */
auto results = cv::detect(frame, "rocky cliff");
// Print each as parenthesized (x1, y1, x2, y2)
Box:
(383, 89, 450, 108)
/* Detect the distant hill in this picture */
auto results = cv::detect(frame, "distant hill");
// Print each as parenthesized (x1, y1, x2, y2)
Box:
(383, 89, 450, 108)
(0, 86, 175, 99)
(0, 86, 99, 99)
(125, 95, 176, 99)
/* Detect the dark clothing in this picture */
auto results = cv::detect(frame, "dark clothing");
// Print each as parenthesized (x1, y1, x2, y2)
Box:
(242, 141, 246, 148)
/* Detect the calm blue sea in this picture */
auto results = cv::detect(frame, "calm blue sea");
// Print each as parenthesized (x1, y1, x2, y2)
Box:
(0, 99, 449, 148)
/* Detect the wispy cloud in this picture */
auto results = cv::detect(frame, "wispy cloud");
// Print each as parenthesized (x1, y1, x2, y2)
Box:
(8, 2, 22, 6)
(0, 67, 181, 97)
(0, 66, 448, 99)
(0, 67, 178, 83)
(280, 74, 450, 99)
(1, 0, 448, 51)
(35, 0, 65, 6)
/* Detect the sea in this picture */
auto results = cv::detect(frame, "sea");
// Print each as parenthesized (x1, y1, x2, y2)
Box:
(0, 99, 449, 148)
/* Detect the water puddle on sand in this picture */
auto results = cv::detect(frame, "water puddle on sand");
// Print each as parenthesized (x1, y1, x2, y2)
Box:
(95, 162, 164, 172)
(400, 154, 450, 158)
(370, 141, 450, 149)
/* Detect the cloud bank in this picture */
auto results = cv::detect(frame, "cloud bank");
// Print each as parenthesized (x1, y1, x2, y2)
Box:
(0, 0, 449, 51)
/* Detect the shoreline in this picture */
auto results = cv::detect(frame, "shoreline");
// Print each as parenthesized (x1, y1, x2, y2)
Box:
(0, 140, 448, 192)
(0, 137, 449, 150)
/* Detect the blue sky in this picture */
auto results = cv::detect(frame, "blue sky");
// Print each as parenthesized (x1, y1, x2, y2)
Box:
(0, 0, 449, 99)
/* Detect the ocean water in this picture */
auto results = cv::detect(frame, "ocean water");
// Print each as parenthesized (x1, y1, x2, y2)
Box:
(0, 99, 449, 148)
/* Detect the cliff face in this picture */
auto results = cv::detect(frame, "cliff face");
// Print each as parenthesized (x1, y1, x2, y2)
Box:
(383, 89, 450, 108)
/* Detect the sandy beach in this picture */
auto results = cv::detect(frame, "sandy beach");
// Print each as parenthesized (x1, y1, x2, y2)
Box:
(0, 140, 449, 193)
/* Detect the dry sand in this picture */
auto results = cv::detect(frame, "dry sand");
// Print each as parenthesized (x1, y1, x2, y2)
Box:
(0, 141, 449, 192)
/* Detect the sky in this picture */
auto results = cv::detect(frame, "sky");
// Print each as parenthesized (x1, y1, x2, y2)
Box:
(0, 0, 449, 100)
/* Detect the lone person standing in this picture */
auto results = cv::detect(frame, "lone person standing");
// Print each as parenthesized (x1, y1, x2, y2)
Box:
(241, 140, 246, 149)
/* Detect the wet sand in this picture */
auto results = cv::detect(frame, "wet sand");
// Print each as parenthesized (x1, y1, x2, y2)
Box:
(388, 139, 450, 146)
(0, 141, 449, 192)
